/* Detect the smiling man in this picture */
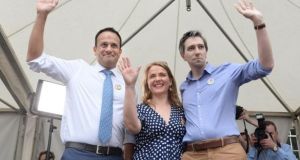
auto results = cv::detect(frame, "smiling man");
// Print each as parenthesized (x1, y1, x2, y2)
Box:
(26, 0, 134, 159)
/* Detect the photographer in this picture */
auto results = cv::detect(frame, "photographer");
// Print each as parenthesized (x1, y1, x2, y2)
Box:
(236, 106, 258, 152)
(248, 120, 297, 160)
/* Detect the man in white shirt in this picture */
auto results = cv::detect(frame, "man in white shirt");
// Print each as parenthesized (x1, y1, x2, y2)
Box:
(27, 0, 134, 159)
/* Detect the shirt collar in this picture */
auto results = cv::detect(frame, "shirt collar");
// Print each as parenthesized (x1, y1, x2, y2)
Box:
(186, 63, 215, 81)
(94, 63, 117, 76)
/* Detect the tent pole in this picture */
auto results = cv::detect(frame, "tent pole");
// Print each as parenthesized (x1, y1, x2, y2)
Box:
(122, 0, 176, 46)
(294, 117, 300, 158)
(195, 0, 293, 113)
(46, 118, 56, 160)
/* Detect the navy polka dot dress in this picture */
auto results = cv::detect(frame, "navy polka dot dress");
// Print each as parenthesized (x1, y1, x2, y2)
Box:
(133, 103, 186, 160)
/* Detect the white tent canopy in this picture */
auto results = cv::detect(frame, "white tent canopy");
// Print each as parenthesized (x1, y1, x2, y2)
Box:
(1, 0, 300, 159)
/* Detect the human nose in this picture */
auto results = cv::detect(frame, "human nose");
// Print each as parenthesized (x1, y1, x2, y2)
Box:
(154, 75, 162, 81)
(154, 76, 160, 81)
(194, 50, 201, 56)
(194, 47, 202, 54)
(105, 45, 113, 52)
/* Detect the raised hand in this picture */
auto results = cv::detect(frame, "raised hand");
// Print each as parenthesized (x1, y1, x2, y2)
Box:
(37, 0, 59, 14)
(238, 109, 247, 120)
(118, 57, 141, 87)
(234, 0, 264, 25)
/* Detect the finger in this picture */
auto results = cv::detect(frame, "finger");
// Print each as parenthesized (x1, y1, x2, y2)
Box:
(239, 0, 247, 10)
(117, 61, 123, 71)
(121, 57, 127, 68)
(117, 63, 123, 72)
(123, 57, 129, 68)
(248, 1, 254, 10)
(119, 57, 124, 67)
(244, 0, 254, 9)
(234, 3, 241, 11)
(234, 2, 245, 15)
(117, 64, 122, 72)
(52, 0, 59, 6)
(124, 57, 131, 68)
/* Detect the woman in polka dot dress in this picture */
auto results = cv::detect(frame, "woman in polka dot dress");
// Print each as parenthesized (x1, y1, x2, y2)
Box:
(119, 57, 186, 160)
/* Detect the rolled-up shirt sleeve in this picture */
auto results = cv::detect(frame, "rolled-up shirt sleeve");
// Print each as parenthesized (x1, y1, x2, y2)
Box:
(27, 53, 84, 84)
(237, 59, 273, 85)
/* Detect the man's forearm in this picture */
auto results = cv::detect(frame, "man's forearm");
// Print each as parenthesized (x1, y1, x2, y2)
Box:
(27, 13, 48, 62)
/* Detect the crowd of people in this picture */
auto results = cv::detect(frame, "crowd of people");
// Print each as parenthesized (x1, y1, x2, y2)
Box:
(27, 0, 297, 159)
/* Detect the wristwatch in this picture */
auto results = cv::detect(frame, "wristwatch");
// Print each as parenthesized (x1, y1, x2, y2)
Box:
(273, 145, 278, 152)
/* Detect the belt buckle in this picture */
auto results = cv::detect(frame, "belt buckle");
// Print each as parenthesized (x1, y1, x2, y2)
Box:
(220, 138, 224, 147)
(96, 146, 102, 155)
(191, 143, 196, 151)
(96, 146, 110, 155)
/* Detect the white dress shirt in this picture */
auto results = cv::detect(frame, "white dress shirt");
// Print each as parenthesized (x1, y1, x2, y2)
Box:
(28, 53, 134, 148)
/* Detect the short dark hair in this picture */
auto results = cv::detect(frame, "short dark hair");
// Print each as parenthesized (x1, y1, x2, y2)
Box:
(179, 30, 208, 54)
(94, 27, 122, 47)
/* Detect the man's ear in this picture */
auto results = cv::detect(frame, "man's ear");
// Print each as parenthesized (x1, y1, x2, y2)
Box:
(180, 52, 185, 59)
(93, 46, 97, 55)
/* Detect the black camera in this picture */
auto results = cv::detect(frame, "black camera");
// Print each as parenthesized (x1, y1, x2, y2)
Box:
(254, 113, 268, 149)
(235, 105, 244, 120)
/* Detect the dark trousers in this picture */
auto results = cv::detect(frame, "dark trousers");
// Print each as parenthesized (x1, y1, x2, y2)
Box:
(61, 148, 123, 160)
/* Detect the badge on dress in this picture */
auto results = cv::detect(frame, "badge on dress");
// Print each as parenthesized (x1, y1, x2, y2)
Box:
(207, 77, 214, 85)
(115, 84, 122, 90)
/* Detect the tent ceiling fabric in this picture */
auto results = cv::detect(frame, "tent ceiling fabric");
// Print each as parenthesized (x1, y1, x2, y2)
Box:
(1, 0, 300, 113)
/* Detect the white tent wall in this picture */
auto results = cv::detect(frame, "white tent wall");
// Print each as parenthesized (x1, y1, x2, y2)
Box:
(21, 116, 37, 160)
(0, 113, 23, 160)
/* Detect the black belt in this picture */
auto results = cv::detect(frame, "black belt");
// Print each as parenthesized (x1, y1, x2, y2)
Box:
(65, 142, 123, 155)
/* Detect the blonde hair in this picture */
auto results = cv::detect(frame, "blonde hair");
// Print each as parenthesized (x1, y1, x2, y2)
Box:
(142, 61, 182, 107)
